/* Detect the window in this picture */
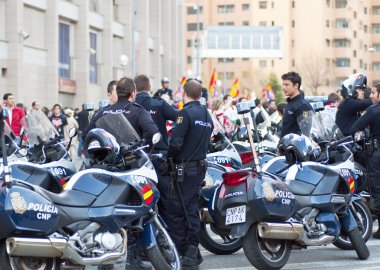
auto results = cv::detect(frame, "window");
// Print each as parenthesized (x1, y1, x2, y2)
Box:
(373, 24, 380, 34)
(326, 39, 330, 47)
(334, 38, 350, 47)
(292, 39, 295, 47)
(354, 31, 357, 38)
(335, 18, 348, 28)
(360, 60, 363, 68)
(271, 60, 275, 67)
(242, 3, 250, 10)
(292, 59, 295, 67)
(187, 6, 203, 15)
(292, 20, 295, 27)
(218, 22, 234, 26)
(59, 22, 70, 79)
(89, 32, 98, 84)
(259, 21, 267, 26)
(373, 44, 380, 52)
(187, 39, 192, 47)
(218, 5, 235, 13)
(242, 71, 250, 78)
(364, 63, 368, 70)
(259, 60, 267, 68)
(187, 56, 192, 64)
(271, 1, 274, 8)
(326, 20, 330, 27)
(353, 50, 356, 57)
(259, 1, 267, 9)
(364, 25, 368, 33)
(218, 58, 234, 63)
(217, 72, 234, 79)
(271, 21, 275, 26)
(292, 1, 295, 8)
(336, 58, 350, 67)
(353, 11, 357, 18)
(373, 6, 380, 15)
(335, 0, 347, 8)
(242, 58, 249, 61)
(364, 7, 367, 14)
(373, 62, 380, 71)
(242, 21, 249, 26)
(326, 0, 330, 7)
(187, 23, 203, 31)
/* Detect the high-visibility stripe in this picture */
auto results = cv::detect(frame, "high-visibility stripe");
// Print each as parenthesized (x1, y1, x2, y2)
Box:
(141, 184, 151, 194)
(350, 182, 355, 190)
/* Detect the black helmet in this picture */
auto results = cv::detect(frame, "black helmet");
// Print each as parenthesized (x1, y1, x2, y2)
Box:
(285, 135, 318, 165)
(83, 128, 120, 163)
(277, 134, 301, 156)
(341, 73, 367, 99)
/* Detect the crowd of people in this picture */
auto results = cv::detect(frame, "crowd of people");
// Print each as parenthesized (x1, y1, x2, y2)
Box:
(3, 70, 380, 269)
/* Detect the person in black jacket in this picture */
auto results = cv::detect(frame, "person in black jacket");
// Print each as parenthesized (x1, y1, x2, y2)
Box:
(83, 77, 158, 147)
(350, 83, 380, 238)
(134, 74, 178, 221)
(336, 73, 372, 136)
(280, 71, 313, 138)
(154, 77, 173, 100)
(166, 80, 213, 268)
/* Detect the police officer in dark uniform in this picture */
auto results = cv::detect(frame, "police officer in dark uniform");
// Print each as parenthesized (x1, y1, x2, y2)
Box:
(134, 74, 178, 219)
(351, 83, 380, 239)
(166, 80, 213, 268)
(336, 73, 372, 136)
(154, 77, 173, 100)
(280, 71, 313, 138)
(83, 77, 158, 146)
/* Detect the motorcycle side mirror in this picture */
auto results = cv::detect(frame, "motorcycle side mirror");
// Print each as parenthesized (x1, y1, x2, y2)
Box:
(354, 131, 365, 142)
(236, 102, 251, 115)
(17, 148, 28, 157)
(152, 133, 162, 145)
(69, 127, 77, 138)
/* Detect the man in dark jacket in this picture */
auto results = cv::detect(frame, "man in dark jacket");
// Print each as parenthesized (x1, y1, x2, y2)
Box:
(154, 77, 173, 100)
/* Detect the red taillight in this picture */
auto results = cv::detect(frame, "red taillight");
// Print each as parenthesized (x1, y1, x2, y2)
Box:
(222, 171, 250, 186)
(240, 152, 253, 165)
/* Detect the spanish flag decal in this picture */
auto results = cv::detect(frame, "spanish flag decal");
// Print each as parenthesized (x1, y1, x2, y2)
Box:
(141, 184, 154, 205)
(348, 177, 355, 194)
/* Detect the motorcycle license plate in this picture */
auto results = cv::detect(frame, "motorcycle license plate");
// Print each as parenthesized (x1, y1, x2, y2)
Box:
(225, 205, 246, 225)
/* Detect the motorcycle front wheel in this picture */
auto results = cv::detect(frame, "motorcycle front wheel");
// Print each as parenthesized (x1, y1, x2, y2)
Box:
(0, 240, 58, 270)
(333, 200, 372, 250)
(145, 216, 181, 270)
(243, 223, 291, 270)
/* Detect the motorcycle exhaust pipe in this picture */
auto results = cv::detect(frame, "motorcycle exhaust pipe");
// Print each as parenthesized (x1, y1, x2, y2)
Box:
(257, 222, 305, 240)
(6, 228, 127, 265)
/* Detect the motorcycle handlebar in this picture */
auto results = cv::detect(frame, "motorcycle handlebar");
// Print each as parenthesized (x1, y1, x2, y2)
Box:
(330, 136, 352, 147)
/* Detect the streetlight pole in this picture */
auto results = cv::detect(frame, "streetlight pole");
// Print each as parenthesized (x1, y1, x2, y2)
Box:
(223, 2, 227, 95)
(131, 0, 135, 76)
(196, 0, 200, 77)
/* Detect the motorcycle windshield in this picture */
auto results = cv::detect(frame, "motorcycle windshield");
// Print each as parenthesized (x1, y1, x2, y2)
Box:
(25, 110, 59, 146)
(211, 114, 226, 135)
(95, 113, 140, 146)
(299, 111, 339, 143)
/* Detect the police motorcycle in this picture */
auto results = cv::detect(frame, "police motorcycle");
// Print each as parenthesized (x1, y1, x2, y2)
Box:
(79, 113, 181, 270)
(208, 101, 369, 270)
(0, 120, 28, 164)
(6, 110, 77, 193)
(0, 113, 180, 270)
(263, 110, 373, 251)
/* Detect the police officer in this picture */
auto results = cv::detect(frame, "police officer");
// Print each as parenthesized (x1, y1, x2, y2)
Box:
(350, 83, 380, 239)
(83, 77, 158, 146)
(166, 80, 213, 268)
(280, 71, 313, 138)
(154, 77, 173, 100)
(134, 74, 178, 219)
(336, 73, 372, 136)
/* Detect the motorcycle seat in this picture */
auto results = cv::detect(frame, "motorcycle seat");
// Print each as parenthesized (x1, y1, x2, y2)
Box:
(33, 185, 96, 207)
(286, 180, 315, 196)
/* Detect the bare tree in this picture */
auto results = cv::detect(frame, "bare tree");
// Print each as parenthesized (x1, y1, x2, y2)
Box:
(297, 50, 331, 96)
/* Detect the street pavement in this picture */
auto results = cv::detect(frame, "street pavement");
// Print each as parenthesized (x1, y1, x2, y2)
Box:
(84, 223, 380, 270)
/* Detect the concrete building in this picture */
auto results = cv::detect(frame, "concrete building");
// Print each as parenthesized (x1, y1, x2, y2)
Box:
(0, 0, 184, 109)
(185, 0, 380, 97)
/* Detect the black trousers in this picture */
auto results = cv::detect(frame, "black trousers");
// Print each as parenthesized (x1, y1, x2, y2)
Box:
(367, 149, 380, 216)
(161, 166, 205, 255)
(151, 158, 171, 222)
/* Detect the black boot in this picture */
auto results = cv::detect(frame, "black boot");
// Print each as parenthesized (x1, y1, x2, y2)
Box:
(181, 245, 203, 269)
(125, 244, 153, 270)
(374, 217, 380, 239)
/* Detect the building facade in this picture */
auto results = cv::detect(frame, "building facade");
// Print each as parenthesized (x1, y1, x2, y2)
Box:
(185, 0, 380, 97)
(0, 0, 184, 109)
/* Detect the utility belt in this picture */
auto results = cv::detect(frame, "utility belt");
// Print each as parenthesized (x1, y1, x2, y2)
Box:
(175, 159, 208, 183)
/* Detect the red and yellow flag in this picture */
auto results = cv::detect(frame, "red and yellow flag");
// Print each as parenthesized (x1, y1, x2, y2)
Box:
(230, 79, 240, 98)
(209, 69, 217, 94)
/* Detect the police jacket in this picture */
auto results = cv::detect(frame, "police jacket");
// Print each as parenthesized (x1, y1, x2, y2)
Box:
(83, 97, 158, 145)
(350, 103, 380, 139)
(154, 88, 173, 100)
(135, 92, 178, 150)
(168, 101, 213, 163)
(280, 94, 313, 138)
(336, 98, 372, 136)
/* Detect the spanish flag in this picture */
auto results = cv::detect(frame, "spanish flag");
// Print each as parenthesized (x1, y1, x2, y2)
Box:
(230, 79, 239, 98)
(209, 69, 217, 94)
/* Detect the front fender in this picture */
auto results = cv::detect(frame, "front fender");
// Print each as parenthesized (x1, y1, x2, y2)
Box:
(140, 222, 157, 250)
(340, 207, 358, 232)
